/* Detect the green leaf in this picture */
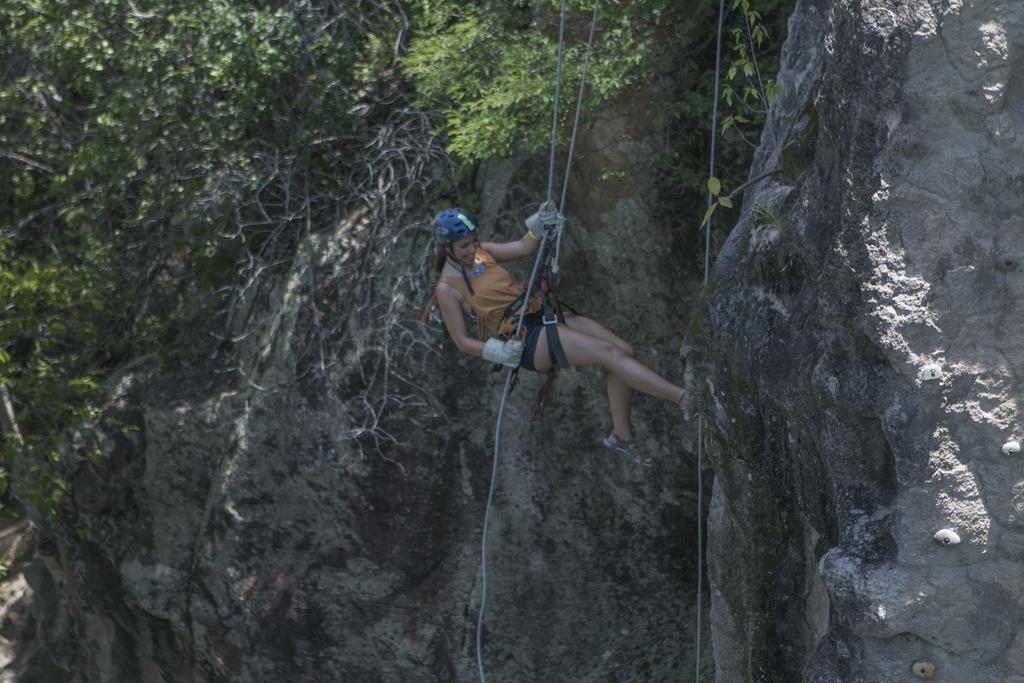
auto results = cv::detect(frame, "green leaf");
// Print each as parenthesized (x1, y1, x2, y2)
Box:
(707, 176, 721, 196)
(719, 196, 734, 208)
(700, 202, 717, 230)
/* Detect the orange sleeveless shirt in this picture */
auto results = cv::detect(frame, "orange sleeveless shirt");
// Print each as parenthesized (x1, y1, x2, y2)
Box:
(438, 248, 542, 337)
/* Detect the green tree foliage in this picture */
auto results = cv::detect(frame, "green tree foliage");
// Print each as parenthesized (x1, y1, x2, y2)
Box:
(402, 0, 793, 203)
(0, 231, 107, 518)
(402, 0, 674, 162)
(0, 0, 416, 520)
(1, 0, 794, 521)
(648, 0, 793, 215)
(720, 0, 786, 148)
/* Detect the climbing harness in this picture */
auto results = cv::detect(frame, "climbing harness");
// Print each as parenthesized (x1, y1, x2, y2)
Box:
(476, 1, 600, 681)
(530, 268, 572, 418)
(492, 251, 571, 417)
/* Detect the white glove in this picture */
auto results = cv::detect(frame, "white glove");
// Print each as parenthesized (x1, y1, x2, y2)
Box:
(482, 338, 524, 368)
(525, 200, 560, 237)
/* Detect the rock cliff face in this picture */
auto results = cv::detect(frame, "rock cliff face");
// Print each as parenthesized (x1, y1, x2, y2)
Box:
(695, 0, 1024, 680)
(8, 1, 1022, 681)
(3, 92, 704, 680)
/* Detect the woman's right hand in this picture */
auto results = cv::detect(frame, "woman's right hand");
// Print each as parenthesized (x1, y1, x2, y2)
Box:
(482, 338, 524, 367)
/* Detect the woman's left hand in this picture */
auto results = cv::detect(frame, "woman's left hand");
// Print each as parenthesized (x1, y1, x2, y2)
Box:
(525, 200, 559, 236)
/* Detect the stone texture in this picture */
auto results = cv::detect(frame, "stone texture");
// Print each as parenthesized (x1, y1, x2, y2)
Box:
(696, 0, 1024, 680)
(11, 1, 1024, 680)
(3, 88, 703, 681)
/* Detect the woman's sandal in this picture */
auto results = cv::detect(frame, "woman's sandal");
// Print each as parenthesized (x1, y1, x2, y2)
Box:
(601, 432, 652, 467)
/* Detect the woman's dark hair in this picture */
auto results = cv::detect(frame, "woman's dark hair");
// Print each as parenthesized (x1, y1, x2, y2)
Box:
(433, 245, 448, 274)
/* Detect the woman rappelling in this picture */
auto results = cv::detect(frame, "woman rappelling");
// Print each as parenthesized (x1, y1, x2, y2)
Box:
(428, 203, 687, 464)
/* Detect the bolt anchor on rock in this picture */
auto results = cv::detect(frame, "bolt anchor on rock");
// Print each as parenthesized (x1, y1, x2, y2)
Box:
(912, 661, 936, 679)
(996, 255, 1019, 273)
(919, 363, 942, 381)
(933, 528, 961, 546)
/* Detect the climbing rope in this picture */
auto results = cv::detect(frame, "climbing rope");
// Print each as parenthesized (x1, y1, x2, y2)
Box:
(696, 1, 727, 680)
(475, 0, 723, 678)
(477, 227, 557, 679)
(476, 1, 600, 681)
(544, 0, 569, 207)
(553, 0, 601, 276)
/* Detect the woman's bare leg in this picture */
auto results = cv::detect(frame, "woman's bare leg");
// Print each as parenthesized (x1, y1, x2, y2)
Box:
(563, 313, 633, 354)
(564, 314, 634, 439)
(531, 324, 683, 403)
(605, 373, 634, 439)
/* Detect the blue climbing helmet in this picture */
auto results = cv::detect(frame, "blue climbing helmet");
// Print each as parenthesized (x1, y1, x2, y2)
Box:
(433, 208, 478, 244)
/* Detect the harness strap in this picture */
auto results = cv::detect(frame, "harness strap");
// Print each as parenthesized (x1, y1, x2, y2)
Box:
(542, 303, 571, 369)
(456, 256, 476, 296)
(502, 291, 528, 322)
(530, 277, 570, 420)
(540, 275, 571, 369)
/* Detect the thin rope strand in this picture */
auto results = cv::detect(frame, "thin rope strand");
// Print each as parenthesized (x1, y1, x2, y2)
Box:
(696, 415, 705, 679)
(546, 0, 569, 204)
(477, 2, 569, 679)
(553, 0, 601, 275)
(475, 229, 552, 683)
(476, 370, 514, 683)
(706, 0, 725, 285)
(697, 2, 727, 681)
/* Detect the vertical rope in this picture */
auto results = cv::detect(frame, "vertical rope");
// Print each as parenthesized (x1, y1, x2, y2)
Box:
(553, 0, 601, 275)
(546, 0, 568, 204)
(476, 370, 514, 683)
(696, 415, 705, 679)
(476, 225, 553, 683)
(477, 3, 569, 681)
(706, 0, 725, 283)
(697, 1, 727, 681)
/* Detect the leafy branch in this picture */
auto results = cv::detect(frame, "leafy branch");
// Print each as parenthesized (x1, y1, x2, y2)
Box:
(700, 168, 785, 229)
(720, 0, 785, 146)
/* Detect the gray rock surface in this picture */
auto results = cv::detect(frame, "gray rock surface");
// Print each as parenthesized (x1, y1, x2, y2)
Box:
(4, 92, 702, 681)
(695, 0, 1024, 680)
(12, 1, 1022, 681)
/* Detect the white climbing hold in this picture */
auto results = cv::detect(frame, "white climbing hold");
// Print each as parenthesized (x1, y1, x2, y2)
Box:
(933, 529, 961, 546)
(1003, 440, 1021, 455)
(919, 363, 942, 381)
(912, 661, 936, 679)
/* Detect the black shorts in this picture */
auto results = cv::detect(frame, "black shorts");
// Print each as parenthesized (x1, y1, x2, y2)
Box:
(519, 312, 548, 372)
